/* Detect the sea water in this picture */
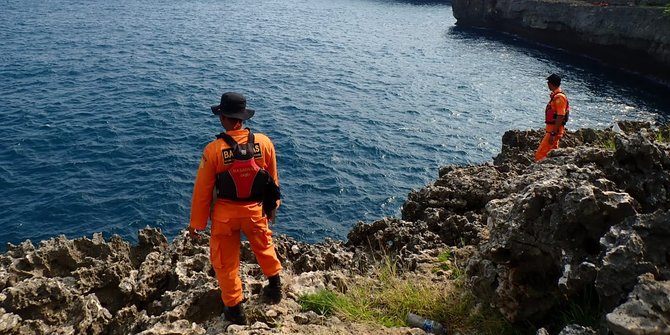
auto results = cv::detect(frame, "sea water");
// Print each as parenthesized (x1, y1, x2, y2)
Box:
(1, 0, 668, 247)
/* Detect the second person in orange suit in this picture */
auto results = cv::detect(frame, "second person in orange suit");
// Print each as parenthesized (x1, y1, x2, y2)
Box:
(536, 73, 570, 161)
(188, 92, 282, 325)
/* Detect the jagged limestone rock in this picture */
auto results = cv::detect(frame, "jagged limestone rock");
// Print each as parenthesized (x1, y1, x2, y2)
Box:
(605, 274, 670, 335)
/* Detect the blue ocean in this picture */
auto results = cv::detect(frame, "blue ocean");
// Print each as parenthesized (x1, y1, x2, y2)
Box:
(1, 0, 668, 247)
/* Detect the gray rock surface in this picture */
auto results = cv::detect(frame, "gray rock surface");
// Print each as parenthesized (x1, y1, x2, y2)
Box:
(0, 225, 435, 334)
(605, 274, 670, 335)
(459, 122, 670, 332)
(558, 324, 597, 335)
(402, 120, 669, 332)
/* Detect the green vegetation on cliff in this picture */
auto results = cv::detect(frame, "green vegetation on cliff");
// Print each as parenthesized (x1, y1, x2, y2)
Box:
(298, 253, 514, 334)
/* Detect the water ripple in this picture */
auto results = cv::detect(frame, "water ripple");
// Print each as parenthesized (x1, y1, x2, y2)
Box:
(0, 0, 668, 247)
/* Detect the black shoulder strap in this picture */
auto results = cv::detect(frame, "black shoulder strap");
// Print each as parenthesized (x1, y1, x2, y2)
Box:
(216, 132, 238, 148)
(216, 129, 255, 146)
(246, 128, 255, 145)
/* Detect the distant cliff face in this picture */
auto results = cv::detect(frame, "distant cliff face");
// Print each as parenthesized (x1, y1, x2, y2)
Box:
(451, 0, 670, 80)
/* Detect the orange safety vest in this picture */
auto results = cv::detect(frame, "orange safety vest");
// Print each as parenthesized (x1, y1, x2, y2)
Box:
(215, 131, 268, 201)
(545, 91, 570, 125)
(190, 128, 280, 230)
(215, 130, 280, 216)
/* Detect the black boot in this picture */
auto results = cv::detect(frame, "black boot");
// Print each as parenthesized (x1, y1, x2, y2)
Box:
(263, 274, 282, 304)
(223, 302, 247, 325)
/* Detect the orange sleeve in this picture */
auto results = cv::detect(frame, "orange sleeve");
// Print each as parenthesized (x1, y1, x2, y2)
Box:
(266, 141, 279, 186)
(553, 95, 567, 116)
(189, 143, 217, 230)
(262, 135, 281, 209)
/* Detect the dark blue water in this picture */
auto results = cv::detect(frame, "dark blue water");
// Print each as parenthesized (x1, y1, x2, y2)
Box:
(1, 0, 668, 247)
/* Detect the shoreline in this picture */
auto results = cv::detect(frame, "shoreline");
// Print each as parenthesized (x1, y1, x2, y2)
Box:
(450, 24, 670, 90)
(451, 0, 670, 83)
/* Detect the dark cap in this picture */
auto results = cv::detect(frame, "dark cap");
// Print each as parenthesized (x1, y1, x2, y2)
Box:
(210, 92, 255, 120)
(547, 73, 561, 86)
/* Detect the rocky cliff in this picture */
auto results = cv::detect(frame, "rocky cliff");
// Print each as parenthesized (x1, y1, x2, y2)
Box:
(1, 122, 669, 335)
(451, 0, 670, 81)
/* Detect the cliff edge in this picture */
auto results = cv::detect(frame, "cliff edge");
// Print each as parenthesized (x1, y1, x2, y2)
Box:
(451, 0, 670, 80)
(1, 122, 669, 334)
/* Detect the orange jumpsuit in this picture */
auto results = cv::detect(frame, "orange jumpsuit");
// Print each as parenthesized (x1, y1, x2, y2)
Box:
(190, 128, 282, 307)
(535, 88, 568, 161)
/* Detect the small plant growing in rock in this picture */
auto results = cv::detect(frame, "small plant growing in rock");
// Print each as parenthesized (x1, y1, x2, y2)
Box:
(655, 131, 666, 142)
(432, 249, 464, 279)
(664, 4, 670, 15)
(598, 138, 616, 151)
(550, 286, 601, 331)
(437, 250, 451, 263)
(433, 249, 452, 273)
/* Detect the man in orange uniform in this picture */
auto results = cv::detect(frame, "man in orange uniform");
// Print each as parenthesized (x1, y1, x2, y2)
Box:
(535, 73, 570, 161)
(189, 92, 282, 325)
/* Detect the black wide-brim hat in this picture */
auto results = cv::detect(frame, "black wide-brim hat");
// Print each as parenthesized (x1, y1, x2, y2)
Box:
(211, 92, 255, 120)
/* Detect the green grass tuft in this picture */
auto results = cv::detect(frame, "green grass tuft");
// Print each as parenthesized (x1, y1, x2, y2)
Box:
(598, 138, 616, 151)
(437, 250, 451, 263)
(655, 131, 666, 143)
(432, 249, 464, 280)
(540, 285, 602, 333)
(298, 290, 343, 316)
(298, 255, 517, 334)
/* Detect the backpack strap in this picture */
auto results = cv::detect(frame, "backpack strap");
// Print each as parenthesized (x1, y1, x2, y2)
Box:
(216, 128, 255, 147)
(216, 132, 238, 147)
(246, 128, 255, 146)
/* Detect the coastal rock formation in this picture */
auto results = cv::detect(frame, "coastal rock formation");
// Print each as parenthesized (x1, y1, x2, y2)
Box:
(0, 227, 426, 335)
(451, 0, 670, 79)
(401, 121, 670, 333)
(1, 122, 669, 334)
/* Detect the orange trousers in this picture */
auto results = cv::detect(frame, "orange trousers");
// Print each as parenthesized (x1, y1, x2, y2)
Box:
(209, 216, 282, 307)
(535, 132, 563, 161)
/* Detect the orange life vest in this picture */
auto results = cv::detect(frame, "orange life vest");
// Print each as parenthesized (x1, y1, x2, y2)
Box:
(214, 130, 281, 217)
(215, 131, 266, 201)
(545, 92, 570, 125)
